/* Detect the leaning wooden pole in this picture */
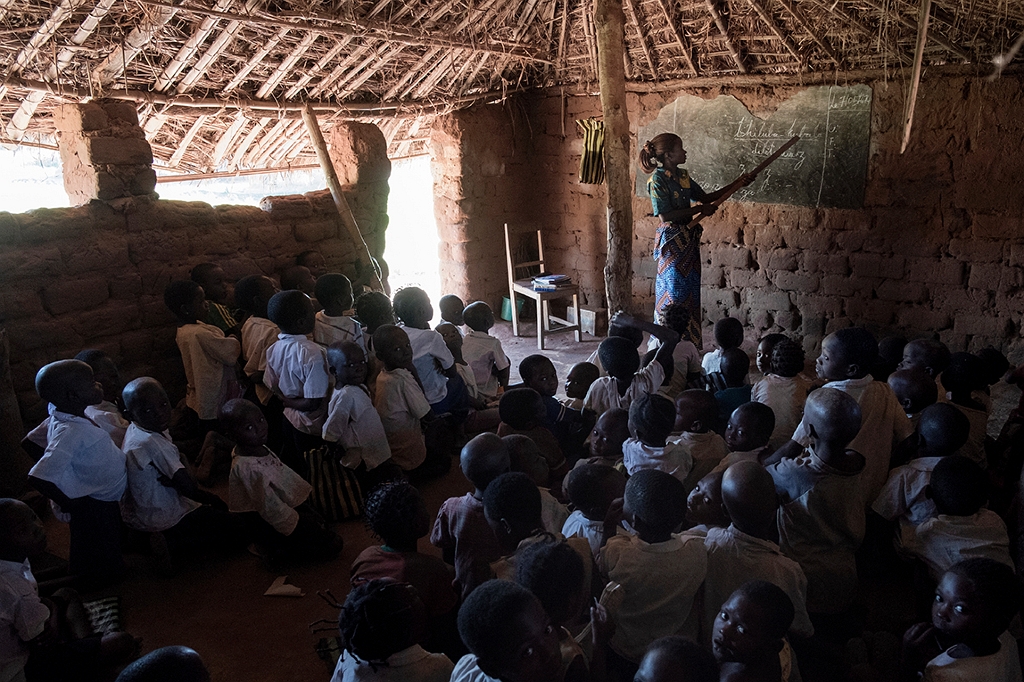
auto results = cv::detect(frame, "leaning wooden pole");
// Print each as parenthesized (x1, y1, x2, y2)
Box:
(301, 104, 384, 291)
(595, 0, 633, 313)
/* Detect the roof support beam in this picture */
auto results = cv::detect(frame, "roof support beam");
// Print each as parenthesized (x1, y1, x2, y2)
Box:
(623, 0, 657, 77)
(0, 0, 88, 99)
(858, 0, 969, 60)
(776, 0, 843, 67)
(229, 118, 268, 170)
(705, 0, 747, 73)
(169, 115, 209, 168)
(92, 5, 177, 86)
(220, 27, 289, 94)
(177, 0, 267, 94)
(283, 38, 350, 99)
(210, 112, 248, 168)
(255, 32, 318, 98)
(654, 0, 698, 76)
(154, 0, 234, 92)
(745, 0, 804, 68)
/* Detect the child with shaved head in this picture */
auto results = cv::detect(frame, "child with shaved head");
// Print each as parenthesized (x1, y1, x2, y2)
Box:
(768, 387, 866, 617)
(888, 368, 939, 426)
(715, 402, 775, 473)
(669, 390, 729, 491)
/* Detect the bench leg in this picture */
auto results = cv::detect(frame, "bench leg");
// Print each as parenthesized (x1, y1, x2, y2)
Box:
(537, 296, 545, 350)
(511, 293, 520, 337)
(572, 293, 582, 342)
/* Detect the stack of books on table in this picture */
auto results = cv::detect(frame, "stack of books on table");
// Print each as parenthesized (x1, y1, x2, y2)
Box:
(532, 274, 573, 291)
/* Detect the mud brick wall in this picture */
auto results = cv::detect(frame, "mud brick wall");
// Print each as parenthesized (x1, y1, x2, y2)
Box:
(1, 190, 368, 427)
(512, 75, 1024, 359)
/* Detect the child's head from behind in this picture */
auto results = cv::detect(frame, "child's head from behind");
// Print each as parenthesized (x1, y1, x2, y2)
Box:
(720, 348, 750, 388)
(461, 432, 511, 492)
(122, 377, 172, 433)
(314, 273, 354, 315)
(662, 302, 693, 339)
(392, 287, 432, 328)
(977, 347, 1010, 387)
(804, 387, 862, 450)
(339, 579, 426, 666)
(636, 636, 719, 682)
(756, 333, 787, 375)
(280, 265, 316, 295)
(234, 275, 277, 318)
(724, 402, 774, 453)
(590, 408, 630, 460)
(770, 339, 804, 379)
(873, 336, 908, 381)
(327, 341, 368, 387)
(888, 369, 939, 415)
(498, 388, 546, 430)
(190, 263, 229, 305)
(624, 469, 687, 541)
(355, 291, 395, 333)
(714, 317, 743, 351)
(599, 336, 640, 381)
(817, 327, 877, 381)
(916, 403, 971, 458)
(363, 481, 430, 549)
(713, 581, 794, 666)
(164, 280, 207, 324)
(438, 295, 466, 326)
(0, 498, 47, 562)
(503, 434, 549, 487)
(36, 359, 103, 415)
(458, 580, 561, 682)
(686, 470, 728, 529)
(565, 463, 625, 522)
(372, 325, 413, 371)
(515, 539, 586, 627)
(720, 461, 778, 538)
(463, 301, 495, 333)
(674, 389, 718, 434)
(218, 399, 267, 449)
(928, 455, 986, 516)
(114, 646, 210, 682)
(932, 558, 1019, 646)
(484, 472, 543, 551)
(565, 362, 599, 400)
(609, 320, 644, 349)
(267, 290, 315, 335)
(941, 352, 986, 398)
(520, 354, 558, 397)
(628, 393, 676, 448)
(75, 349, 121, 404)
(898, 338, 951, 379)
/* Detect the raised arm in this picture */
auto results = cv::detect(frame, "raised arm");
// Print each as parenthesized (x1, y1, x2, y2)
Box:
(610, 312, 679, 378)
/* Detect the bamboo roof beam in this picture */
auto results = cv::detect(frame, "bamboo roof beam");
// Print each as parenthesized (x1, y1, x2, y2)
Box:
(858, 0, 969, 60)
(210, 112, 248, 168)
(242, 119, 291, 169)
(705, 0, 747, 72)
(0, 0, 87, 100)
(144, 114, 168, 136)
(92, 4, 177, 86)
(654, 0, 699, 76)
(169, 115, 209, 168)
(252, 119, 303, 168)
(334, 45, 406, 97)
(623, 0, 657, 76)
(805, 0, 883, 49)
(255, 32, 318, 99)
(383, 47, 442, 100)
(458, 53, 492, 95)
(220, 27, 289, 94)
(557, 0, 570, 69)
(776, 0, 842, 67)
(154, 0, 234, 92)
(318, 46, 382, 98)
(176, 0, 266, 95)
(411, 52, 460, 100)
(0, 0, 16, 24)
(283, 38, 351, 99)
(307, 45, 372, 98)
(744, 0, 804, 68)
(229, 118, 268, 170)
(6, 0, 117, 139)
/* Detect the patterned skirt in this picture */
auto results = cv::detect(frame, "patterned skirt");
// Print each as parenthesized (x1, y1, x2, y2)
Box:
(654, 221, 703, 349)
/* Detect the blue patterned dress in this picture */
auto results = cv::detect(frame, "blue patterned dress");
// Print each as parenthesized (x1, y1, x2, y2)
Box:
(648, 167, 707, 349)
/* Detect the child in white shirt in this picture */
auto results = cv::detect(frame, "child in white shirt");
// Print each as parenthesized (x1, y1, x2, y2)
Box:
(623, 394, 693, 485)
(668, 390, 729, 491)
(323, 341, 392, 475)
(584, 313, 678, 415)
(461, 302, 510, 400)
(651, 302, 702, 399)
(236, 275, 280, 405)
(750, 338, 810, 450)
(393, 287, 461, 413)
(314, 273, 365, 352)
(714, 401, 775, 474)
(701, 317, 743, 379)
(561, 462, 626, 556)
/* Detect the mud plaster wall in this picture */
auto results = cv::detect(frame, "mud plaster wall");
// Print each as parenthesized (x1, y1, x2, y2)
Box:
(503, 75, 1024, 359)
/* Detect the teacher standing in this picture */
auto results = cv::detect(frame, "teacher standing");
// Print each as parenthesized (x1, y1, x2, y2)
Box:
(640, 133, 753, 349)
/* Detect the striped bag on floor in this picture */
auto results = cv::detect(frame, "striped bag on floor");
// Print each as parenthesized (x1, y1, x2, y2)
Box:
(304, 445, 364, 522)
(577, 118, 606, 185)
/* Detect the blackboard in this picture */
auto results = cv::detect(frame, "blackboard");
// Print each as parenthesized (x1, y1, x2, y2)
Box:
(635, 85, 872, 208)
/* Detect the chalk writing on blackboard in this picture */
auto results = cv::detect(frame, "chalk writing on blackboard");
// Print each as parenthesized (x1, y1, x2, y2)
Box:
(635, 85, 872, 209)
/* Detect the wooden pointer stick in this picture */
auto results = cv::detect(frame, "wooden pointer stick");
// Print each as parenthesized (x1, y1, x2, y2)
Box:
(686, 135, 800, 227)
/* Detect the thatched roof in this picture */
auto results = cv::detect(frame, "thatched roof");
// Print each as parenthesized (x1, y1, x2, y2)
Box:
(0, 0, 1020, 174)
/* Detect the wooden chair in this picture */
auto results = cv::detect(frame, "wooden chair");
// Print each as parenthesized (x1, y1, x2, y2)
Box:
(504, 223, 582, 350)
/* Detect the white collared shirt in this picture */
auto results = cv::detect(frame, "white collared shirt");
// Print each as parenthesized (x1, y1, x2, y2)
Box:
(373, 368, 431, 471)
(120, 423, 200, 532)
(583, 362, 665, 416)
(229, 446, 311, 535)
(751, 374, 811, 450)
(314, 312, 365, 352)
(28, 410, 126, 502)
(264, 333, 331, 434)
(322, 384, 391, 471)
(622, 438, 693, 484)
(667, 430, 730, 489)
(461, 330, 510, 399)
(0, 559, 49, 682)
(331, 644, 453, 682)
(401, 326, 454, 405)
(903, 510, 1014, 581)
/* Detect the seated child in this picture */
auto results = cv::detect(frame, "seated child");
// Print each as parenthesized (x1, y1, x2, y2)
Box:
(587, 408, 630, 468)
(774, 327, 912, 504)
(264, 290, 330, 473)
(164, 280, 241, 433)
(898, 337, 951, 388)
(622, 393, 693, 485)
(669, 390, 729, 490)
(901, 455, 1013, 580)
(716, 402, 775, 473)
(714, 348, 752, 429)
(586, 317, 644, 376)
(372, 325, 446, 479)
(702, 317, 743, 385)
(562, 463, 627, 555)
(888, 368, 939, 426)
(503, 434, 568, 535)
(437, 323, 500, 434)
(461, 302, 510, 400)
(334, 579, 454, 682)
(314, 273, 365, 351)
(635, 636, 718, 682)
(650, 302, 702, 399)
(497, 388, 566, 476)
(0, 498, 137, 682)
(27, 360, 127, 585)
(900, 558, 1023, 681)
(599, 469, 707, 662)
(280, 265, 317, 298)
(873, 403, 970, 548)
(120, 378, 235, 573)
(704, 461, 813, 640)
(755, 333, 787, 377)
(190, 262, 239, 334)
(564, 362, 600, 411)
(351, 482, 458, 656)
(392, 287, 463, 414)
(452, 580, 564, 682)
(683, 470, 729, 537)
(940, 353, 989, 467)
(873, 335, 908, 382)
(354, 291, 396, 401)
(323, 341, 393, 481)
(751, 338, 810, 450)
(296, 249, 327, 279)
(521, 354, 592, 463)
(235, 275, 280, 408)
(768, 387, 865, 616)
(975, 347, 1009, 413)
(220, 399, 341, 563)
(584, 313, 678, 415)
(431, 432, 509, 598)
(438, 294, 466, 327)
(713, 581, 796, 682)
(115, 646, 209, 682)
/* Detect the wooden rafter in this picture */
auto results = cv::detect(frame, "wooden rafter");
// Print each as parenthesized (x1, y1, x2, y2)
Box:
(229, 118, 268, 170)
(283, 38, 351, 99)
(458, 53, 492, 96)
(654, 0, 699, 76)
(334, 45, 406, 98)
(623, 0, 657, 76)
(858, 0, 970, 60)
(168, 115, 209, 168)
(255, 32, 318, 99)
(210, 112, 248, 168)
(705, 0, 747, 72)
(92, 5, 177, 86)
(306, 44, 371, 98)
(745, 0, 804, 68)
(0, 0, 86, 99)
(383, 47, 441, 100)
(220, 27, 289, 94)
(317, 45, 381, 98)
(154, 0, 234, 92)
(176, 0, 266, 95)
(776, 0, 843, 67)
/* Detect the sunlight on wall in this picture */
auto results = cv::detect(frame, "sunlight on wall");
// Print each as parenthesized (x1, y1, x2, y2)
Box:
(155, 168, 326, 205)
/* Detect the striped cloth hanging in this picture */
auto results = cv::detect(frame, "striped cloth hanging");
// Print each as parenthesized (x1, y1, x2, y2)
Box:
(577, 118, 606, 185)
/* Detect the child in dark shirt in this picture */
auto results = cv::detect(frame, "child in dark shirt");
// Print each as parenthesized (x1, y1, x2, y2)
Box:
(715, 348, 752, 430)
(713, 581, 795, 682)
(521, 354, 593, 463)
(190, 262, 239, 335)
(587, 408, 631, 468)
(498, 388, 566, 477)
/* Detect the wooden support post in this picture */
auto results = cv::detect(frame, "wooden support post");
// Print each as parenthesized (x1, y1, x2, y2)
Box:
(595, 0, 633, 313)
(301, 105, 384, 291)
(901, 0, 931, 154)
